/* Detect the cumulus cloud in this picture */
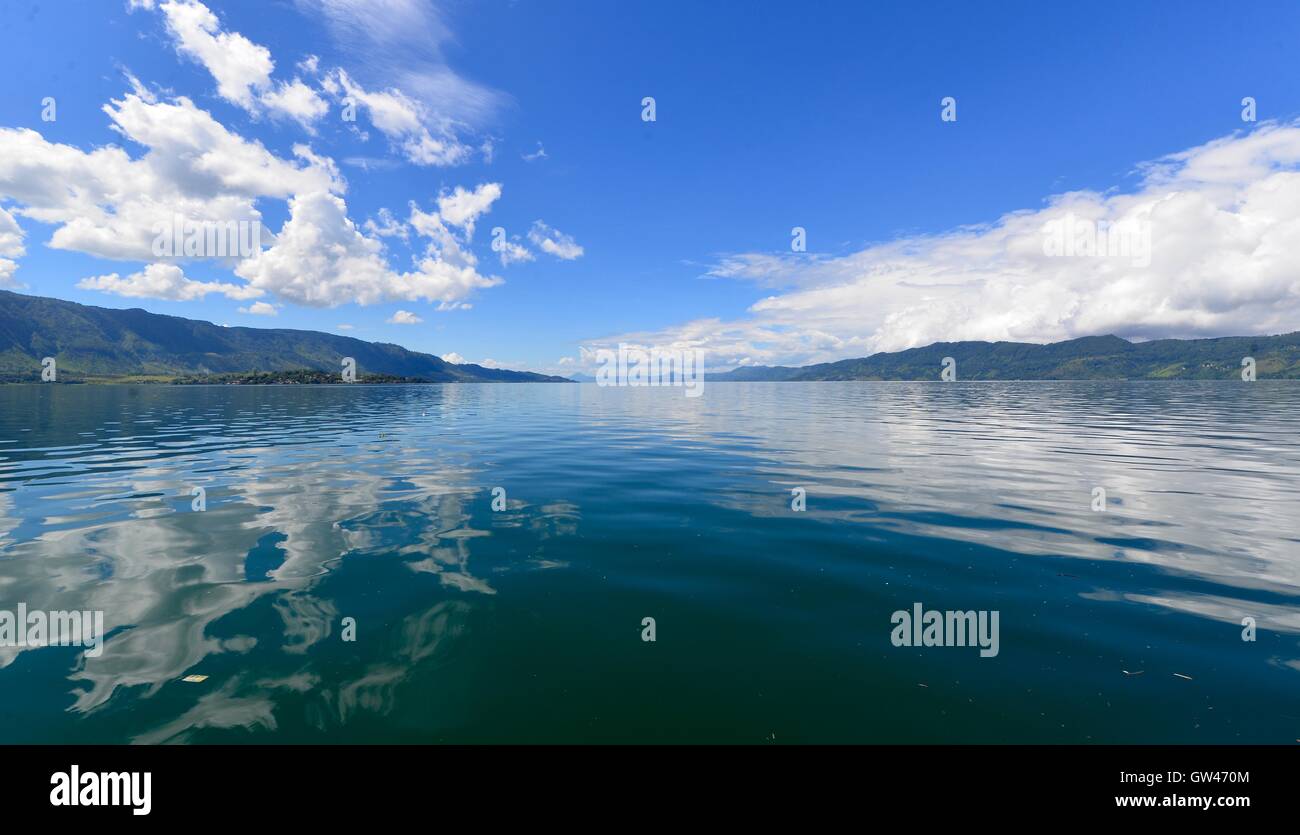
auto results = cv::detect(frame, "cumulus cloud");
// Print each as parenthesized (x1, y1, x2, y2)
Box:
(495, 235, 534, 267)
(0, 80, 504, 311)
(157, 0, 328, 129)
(0, 0, 548, 318)
(387, 310, 422, 324)
(78, 263, 263, 301)
(437, 183, 501, 234)
(233, 190, 414, 306)
(152, 0, 498, 161)
(0, 91, 339, 263)
(258, 78, 330, 128)
(239, 301, 278, 315)
(440, 352, 466, 364)
(363, 207, 409, 240)
(233, 190, 501, 308)
(159, 0, 271, 109)
(0, 207, 27, 256)
(584, 121, 1300, 369)
(528, 221, 583, 260)
(0, 206, 25, 287)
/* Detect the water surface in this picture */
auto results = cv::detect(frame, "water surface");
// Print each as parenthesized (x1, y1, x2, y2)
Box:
(0, 382, 1297, 743)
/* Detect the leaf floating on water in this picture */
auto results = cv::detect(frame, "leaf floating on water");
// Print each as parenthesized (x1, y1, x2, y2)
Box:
(181, 674, 208, 683)
(1173, 673, 1193, 680)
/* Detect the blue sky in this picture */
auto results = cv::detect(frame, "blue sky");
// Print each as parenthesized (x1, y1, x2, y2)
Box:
(2, 0, 1300, 373)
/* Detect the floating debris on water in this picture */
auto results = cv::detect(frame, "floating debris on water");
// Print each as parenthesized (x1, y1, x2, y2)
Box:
(1173, 673, 1193, 681)
(181, 674, 208, 683)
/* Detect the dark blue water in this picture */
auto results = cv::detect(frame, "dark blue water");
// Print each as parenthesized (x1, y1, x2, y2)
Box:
(0, 382, 1297, 742)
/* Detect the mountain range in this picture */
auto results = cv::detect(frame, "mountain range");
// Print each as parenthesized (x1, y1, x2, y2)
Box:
(708, 333, 1300, 380)
(0, 290, 567, 383)
(5, 289, 1298, 383)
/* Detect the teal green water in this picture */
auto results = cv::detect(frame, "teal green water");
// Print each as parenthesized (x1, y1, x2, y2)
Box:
(0, 382, 1297, 743)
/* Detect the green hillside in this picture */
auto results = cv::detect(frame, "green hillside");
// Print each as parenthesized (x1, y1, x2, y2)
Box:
(0, 290, 568, 383)
(709, 333, 1300, 380)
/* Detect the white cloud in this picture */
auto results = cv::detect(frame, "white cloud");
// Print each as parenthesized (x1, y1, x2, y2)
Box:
(0, 91, 340, 264)
(336, 323, 354, 330)
(496, 236, 534, 266)
(10, 0, 517, 314)
(160, 0, 273, 110)
(103, 91, 339, 196)
(387, 310, 423, 324)
(234, 190, 501, 308)
(259, 78, 330, 129)
(323, 68, 471, 166)
(298, 0, 503, 125)
(233, 190, 406, 306)
(363, 207, 408, 240)
(440, 352, 466, 365)
(157, 0, 328, 130)
(407, 199, 480, 270)
(239, 301, 278, 315)
(0, 207, 25, 287)
(0, 80, 504, 310)
(342, 157, 398, 172)
(585, 121, 1300, 368)
(437, 183, 501, 234)
(528, 221, 583, 260)
(522, 142, 547, 162)
(78, 263, 263, 301)
(153, 0, 500, 155)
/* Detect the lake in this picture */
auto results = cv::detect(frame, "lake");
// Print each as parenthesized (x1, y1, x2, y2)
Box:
(0, 381, 1297, 743)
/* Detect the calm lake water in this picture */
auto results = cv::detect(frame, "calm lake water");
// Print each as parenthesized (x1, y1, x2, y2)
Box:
(0, 381, 1297, 743)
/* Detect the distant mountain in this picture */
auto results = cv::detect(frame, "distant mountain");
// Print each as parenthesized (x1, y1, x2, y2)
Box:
(708, 333, 1300, 380)
(705, 364, 804, 382)
(0, 290, 569, 383)
(566, 372, 596, 382)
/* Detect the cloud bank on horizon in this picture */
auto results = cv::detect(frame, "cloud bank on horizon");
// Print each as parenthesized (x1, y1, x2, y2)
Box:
(582, 122, 1300, 370)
